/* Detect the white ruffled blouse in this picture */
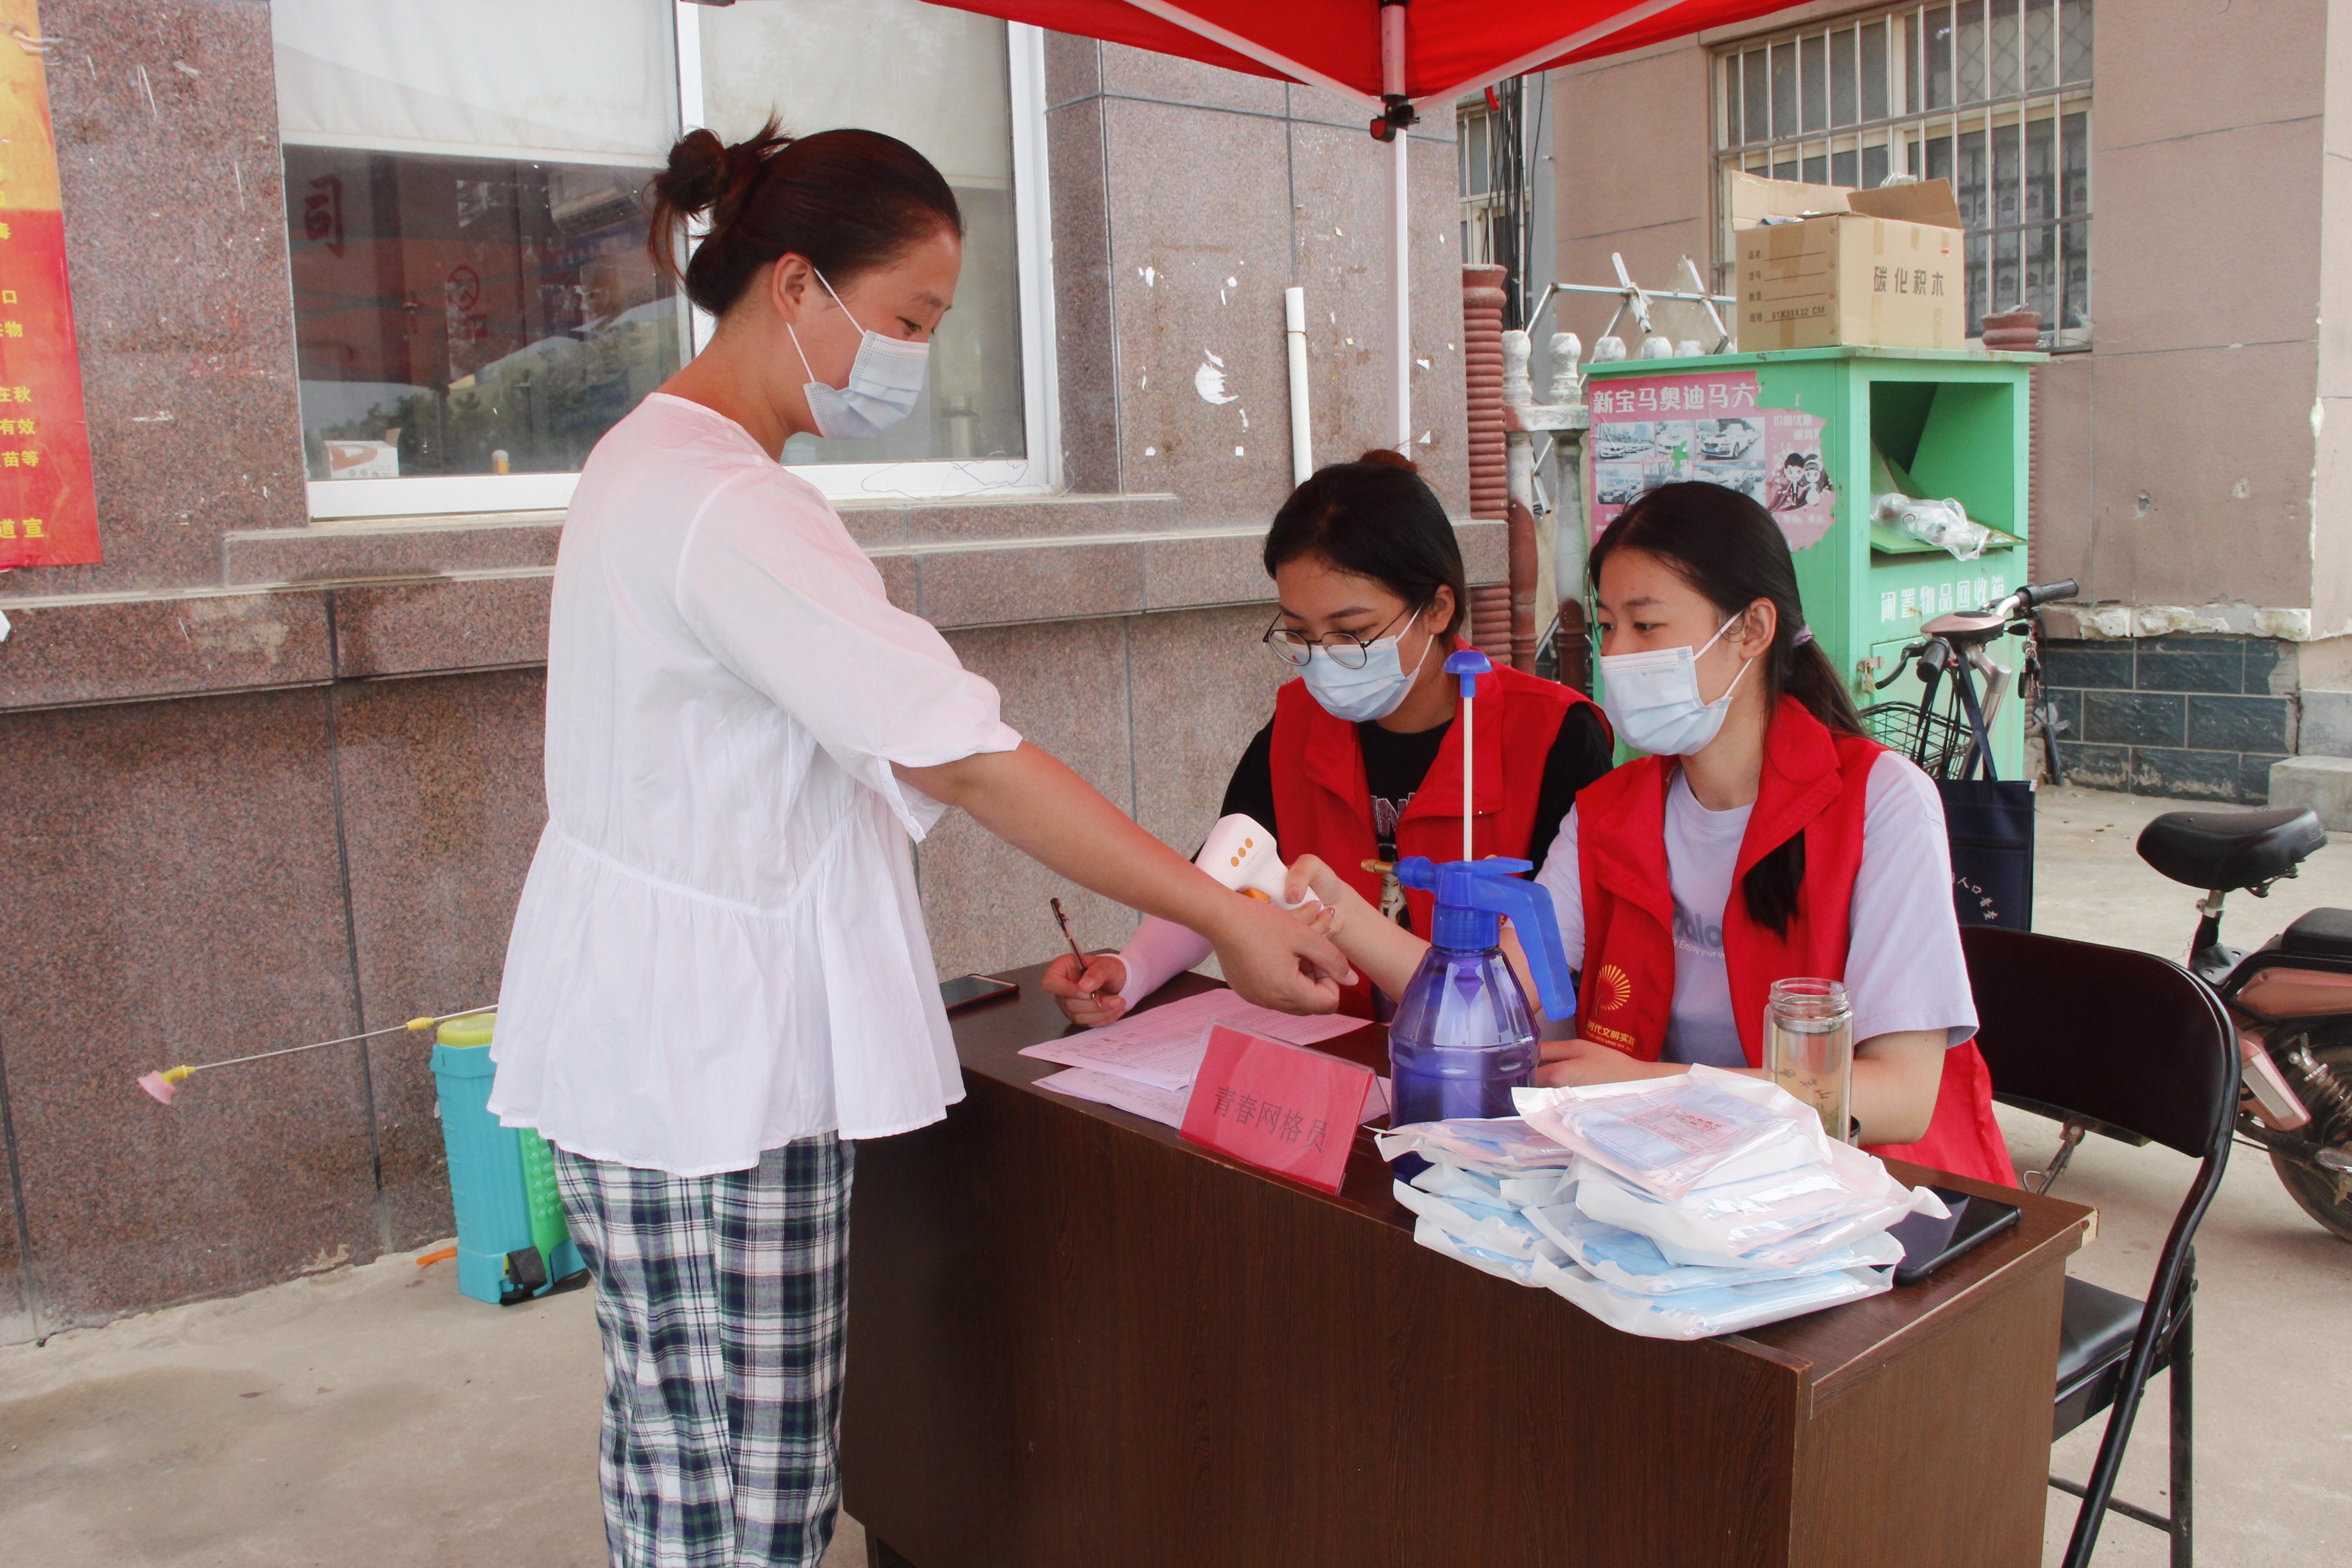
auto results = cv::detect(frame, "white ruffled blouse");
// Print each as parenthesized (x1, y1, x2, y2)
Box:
(489, 394, 1021, 1175)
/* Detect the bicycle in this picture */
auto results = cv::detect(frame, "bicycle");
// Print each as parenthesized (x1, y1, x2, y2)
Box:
(1861, 578, 2080, 782)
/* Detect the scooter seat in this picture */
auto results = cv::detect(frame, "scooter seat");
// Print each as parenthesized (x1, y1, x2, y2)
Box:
(2280, 906, 2352, 961)
(2136, 807, 2326, 892)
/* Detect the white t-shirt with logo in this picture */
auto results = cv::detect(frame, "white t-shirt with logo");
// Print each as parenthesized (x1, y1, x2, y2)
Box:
(1534, 752, 1977, 1065)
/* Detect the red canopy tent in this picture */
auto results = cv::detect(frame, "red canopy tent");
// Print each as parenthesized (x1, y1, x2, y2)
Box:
(936, 1, 1798, 446)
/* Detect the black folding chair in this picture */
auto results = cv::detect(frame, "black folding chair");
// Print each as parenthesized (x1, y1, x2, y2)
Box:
(1960, 926, 2239, 1568)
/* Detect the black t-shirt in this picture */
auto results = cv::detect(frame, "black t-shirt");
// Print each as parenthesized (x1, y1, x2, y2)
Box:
(1215, 700, 1614, 887)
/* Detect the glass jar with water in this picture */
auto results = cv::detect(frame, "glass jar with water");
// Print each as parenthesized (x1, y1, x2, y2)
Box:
(1764, 978, 1854, 1142)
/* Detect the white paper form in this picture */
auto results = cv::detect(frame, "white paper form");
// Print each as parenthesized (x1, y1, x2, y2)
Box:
(1034, 1067, 1191, 1129)
(1018, 986, 1366, 1091)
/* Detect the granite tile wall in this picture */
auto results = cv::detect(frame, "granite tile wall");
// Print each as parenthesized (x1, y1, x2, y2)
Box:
(1127, 603, 1294, 850)
(1048, 39, 1470, 516)
(329, 671, 548, 1251)
(37, 0, 310, 598)
(0, 591, 332, 711)
(0, 1090, 32, 1342)
(1042, 61, 1121, 495)
(917, 616, 1139, 981)
(2043, 636, 2296, 803)
(0, 687, 380, 1333)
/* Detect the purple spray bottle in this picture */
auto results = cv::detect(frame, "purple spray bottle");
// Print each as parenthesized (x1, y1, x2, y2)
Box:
(1384, 649, 1577, 1125)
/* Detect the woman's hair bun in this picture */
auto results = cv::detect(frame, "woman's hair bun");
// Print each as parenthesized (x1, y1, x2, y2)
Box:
(646, 122, 957, 318)
(651, 122, 797, 231)
(652, 128, 734, 219)
(1355, 447, 1419, 473)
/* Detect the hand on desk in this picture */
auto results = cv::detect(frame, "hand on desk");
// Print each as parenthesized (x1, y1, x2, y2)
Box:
(1535, 1036, 1690, 1088)
(1537, 1033, 1945, 1142)
(1044, 952, 1130, 1027)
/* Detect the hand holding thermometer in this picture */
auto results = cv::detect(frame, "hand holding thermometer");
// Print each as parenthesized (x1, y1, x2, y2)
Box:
(1195, 814, 1313, 908)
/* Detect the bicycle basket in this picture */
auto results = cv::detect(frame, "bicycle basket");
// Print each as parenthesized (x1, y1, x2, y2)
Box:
(1862, 701, 1969, 778)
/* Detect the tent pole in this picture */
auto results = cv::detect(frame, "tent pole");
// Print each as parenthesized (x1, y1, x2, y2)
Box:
(1389, 133, 1410, 451)
(1382, 0, 1411, 451)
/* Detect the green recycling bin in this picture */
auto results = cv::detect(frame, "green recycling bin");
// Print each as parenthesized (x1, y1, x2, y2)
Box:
(1583, 345, 2042, 778)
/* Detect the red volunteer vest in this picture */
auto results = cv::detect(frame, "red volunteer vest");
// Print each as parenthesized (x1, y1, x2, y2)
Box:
(1269, 655, 1600, 1019)
(1574, 696, 2015, 1187)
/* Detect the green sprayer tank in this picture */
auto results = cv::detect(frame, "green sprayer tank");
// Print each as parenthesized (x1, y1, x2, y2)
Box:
(429, 1010, 583, 1305)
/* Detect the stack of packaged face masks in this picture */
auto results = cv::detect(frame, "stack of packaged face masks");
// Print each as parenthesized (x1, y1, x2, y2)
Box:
(1374, 1065, 1949, 1341)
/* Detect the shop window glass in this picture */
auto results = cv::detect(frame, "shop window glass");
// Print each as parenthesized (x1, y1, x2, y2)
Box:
(693, 0, 1025, 469)
(274, 0, 684, 485)
(272, 0, 1034, 510)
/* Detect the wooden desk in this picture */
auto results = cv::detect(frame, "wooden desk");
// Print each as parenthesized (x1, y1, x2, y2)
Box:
(842, 966, 2094, 1568)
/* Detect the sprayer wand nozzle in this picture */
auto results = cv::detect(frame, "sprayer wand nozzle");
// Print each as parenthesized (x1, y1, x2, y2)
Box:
(137, 1066, 193, 1105)
(133, 1004, 496, 1107)
(1444, 647, 1492, 697)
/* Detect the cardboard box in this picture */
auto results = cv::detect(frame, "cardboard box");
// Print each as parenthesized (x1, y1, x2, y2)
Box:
(1731, 173, 1965, 352)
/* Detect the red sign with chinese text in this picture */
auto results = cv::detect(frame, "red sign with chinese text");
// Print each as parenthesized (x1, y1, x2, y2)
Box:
(1179, 1024, 1380, 1194)
(0, 0, 100, 569)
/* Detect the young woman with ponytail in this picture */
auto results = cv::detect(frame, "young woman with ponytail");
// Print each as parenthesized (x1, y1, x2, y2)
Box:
(1288, 480, 2012, 1186)
(489, 124, 1348, 1568)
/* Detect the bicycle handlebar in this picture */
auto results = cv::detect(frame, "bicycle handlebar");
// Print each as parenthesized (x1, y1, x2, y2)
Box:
(1870, 580, 2079, 691)
(2013, 578, 2078, 611)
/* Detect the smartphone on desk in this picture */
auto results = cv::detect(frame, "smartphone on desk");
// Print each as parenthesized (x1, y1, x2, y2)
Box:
(940, 974, 1019, 1013)
(1890, 1187, 2023, 1287)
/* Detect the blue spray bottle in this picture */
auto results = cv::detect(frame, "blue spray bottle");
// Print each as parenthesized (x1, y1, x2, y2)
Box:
(1385, 650, 1578, 1126)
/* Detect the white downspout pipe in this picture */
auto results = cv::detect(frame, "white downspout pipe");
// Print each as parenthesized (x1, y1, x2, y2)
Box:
(1382, 0, 1411, 452)
(1284, 286, 1313, 485)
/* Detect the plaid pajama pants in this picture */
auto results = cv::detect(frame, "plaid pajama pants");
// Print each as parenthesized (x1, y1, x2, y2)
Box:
(553, 1135, 854, 1568)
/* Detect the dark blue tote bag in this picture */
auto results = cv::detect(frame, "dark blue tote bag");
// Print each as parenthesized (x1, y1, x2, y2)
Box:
(1940, 676, 2035, 931)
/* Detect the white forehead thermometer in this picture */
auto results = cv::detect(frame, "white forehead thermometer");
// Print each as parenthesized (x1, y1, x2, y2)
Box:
(1196, 814, 1310, 908)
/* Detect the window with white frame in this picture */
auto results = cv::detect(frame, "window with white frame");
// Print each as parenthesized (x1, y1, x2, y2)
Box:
(1458, 102, 1502, 266)
(1713, 1, 2092, 347)
(272, 0, 1053, 520)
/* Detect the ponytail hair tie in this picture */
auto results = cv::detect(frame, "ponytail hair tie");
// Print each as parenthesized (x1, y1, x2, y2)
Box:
(1792, 625, 1815, 647)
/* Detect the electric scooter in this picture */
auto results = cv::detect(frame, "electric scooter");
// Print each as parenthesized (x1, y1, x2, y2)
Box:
(2133, 807, 2352, 1240)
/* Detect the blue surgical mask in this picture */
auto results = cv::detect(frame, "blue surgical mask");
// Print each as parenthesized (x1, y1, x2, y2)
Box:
(1299, 627, 1435, 723)
(1597, 615, 1754, 756)
(787, 267, 929, 441)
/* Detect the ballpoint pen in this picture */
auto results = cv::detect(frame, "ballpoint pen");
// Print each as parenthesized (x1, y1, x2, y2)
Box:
(1050, 897, 1094, 986)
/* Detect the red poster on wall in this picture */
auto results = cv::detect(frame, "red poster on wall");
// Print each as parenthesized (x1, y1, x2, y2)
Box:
(0, 0, 99, 569)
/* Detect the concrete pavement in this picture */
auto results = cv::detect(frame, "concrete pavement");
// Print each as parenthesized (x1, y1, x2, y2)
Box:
(1, 786, 2346, 1567)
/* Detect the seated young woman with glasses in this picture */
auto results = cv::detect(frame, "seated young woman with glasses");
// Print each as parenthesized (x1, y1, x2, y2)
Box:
(1045, 450, 1615, 1024)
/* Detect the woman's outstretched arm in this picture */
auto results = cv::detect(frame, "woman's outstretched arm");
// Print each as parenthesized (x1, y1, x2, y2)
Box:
(895, 743, 1354, 1015)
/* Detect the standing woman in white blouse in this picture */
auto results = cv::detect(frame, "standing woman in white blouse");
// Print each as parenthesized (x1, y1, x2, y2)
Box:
(489, 123, 1349, 1568)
